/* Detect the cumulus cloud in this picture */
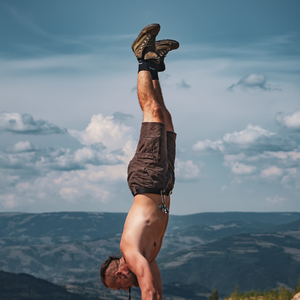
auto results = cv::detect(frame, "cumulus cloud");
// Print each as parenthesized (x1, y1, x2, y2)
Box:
(261, 166, 283, 178)
(68, 113, 135, 152)
(231, 162, 256, 175)
(0, 142, 121, 172)
(0, 112, 67, 135)
(0, 164, 128, 208)
(0, 112, 138, 210)
(193, 139, 223, 153)
(49, 143, 122, 171)
(193, 120, 300, 188)
(276, 110, 300, 131)
(228, 74, 280, 91)
(193, 124, 296, 155)
(175, 159, 200, 181)
(5, 141, 37, 153)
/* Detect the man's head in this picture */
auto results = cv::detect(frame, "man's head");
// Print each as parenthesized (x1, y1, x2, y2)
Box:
(100, 255, 139, 291)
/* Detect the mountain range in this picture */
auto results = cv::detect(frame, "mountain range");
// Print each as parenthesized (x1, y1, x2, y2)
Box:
(1, 211, 300, 299)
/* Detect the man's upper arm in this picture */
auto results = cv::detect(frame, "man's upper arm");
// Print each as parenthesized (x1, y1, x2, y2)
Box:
(125, 251, 157, 300)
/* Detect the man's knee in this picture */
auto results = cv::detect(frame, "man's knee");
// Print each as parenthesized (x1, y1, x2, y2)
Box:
(151, 105, 164, 120)
(143, 103, 164, 123)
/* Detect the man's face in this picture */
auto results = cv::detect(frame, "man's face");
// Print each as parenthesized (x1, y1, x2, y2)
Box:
(105, 263, 139, 291)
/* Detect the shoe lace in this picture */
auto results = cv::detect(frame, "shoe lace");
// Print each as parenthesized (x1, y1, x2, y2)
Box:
(158, 49, 168, 58)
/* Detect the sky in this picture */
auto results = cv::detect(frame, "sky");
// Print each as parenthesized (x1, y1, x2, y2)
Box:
(0, 0, 300, 215)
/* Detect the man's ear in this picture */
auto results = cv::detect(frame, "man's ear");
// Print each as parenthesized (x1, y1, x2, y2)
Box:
(115, 270, 122, 276)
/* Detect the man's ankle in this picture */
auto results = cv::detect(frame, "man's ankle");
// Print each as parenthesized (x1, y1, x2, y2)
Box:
(138, 59, 158, 80)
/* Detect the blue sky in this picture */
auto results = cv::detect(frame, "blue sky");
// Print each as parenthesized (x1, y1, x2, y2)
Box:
(1, 0, 300, 214)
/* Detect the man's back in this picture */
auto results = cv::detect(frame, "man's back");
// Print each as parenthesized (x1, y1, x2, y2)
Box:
(120, 193, 170, 263)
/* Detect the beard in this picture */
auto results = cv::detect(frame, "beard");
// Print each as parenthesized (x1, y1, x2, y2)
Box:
(129, 270, 139, 287)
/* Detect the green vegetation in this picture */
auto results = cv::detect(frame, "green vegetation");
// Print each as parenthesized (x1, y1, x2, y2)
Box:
(227, 280, 300, 300)
(209, 289, 219, 300)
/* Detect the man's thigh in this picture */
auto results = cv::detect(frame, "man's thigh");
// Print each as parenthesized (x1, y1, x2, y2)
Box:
(165, 131, 177, 191)
(127, 122, 168, 194)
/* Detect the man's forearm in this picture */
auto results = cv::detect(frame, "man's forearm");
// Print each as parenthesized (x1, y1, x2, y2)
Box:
(141, 287, 157, 300)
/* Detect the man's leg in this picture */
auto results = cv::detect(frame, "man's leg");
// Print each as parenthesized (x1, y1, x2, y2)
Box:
(150, 39, 179, 132)
(137, 69, 174, 133)
(152, 78, 174, 132)
(137, 70, 164, 124)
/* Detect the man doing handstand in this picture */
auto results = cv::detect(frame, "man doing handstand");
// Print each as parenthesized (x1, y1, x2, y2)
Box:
(100, 23, 179, 300)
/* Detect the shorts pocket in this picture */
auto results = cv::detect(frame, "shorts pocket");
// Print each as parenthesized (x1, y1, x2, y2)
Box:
(136, 137, 161, 162)
(142, 167, 155, 188)
(127, 158, 155, 189)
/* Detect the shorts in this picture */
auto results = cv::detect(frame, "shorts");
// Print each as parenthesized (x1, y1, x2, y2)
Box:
(127, 122, 176, 196)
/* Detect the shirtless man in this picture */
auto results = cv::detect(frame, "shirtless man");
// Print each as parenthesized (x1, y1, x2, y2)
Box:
(100, 23, 179, 300)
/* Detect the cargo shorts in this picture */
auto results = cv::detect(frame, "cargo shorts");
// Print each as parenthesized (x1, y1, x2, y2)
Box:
(127, 122, 176, 196)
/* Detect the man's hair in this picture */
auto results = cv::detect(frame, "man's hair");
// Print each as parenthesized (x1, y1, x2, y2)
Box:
(100, 255, 121, 288)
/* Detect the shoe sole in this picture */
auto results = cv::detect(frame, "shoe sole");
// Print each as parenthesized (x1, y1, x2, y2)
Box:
(131, 23, 160, 59)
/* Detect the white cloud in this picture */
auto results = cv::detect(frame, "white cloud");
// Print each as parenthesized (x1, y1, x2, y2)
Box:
(261, 166, 283, 178)
(0, 142, 121, 172)
(276, 110, 300, 131)
(0, 113, 138, 210)
(193, 139, 223, 153)
(175, 159, 200, 181)
(1, 162, 128, 208)
(6, 141, 37, 153)
(0, 112, 66, 135)
(68, 113, 135, 153)
(194, 124, 296, 156)
(193, 119, 300, 188)
(231, 162, 256, 175)
(223, 124, 275, 145)
(228, 74, 280, 91)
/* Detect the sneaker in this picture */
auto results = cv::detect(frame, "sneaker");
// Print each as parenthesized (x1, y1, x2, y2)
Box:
(155, 39, 179, 72)
(131, 23, 160, 61)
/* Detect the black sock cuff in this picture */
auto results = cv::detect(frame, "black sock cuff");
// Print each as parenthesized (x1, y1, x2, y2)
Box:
(138, 59, 159, 80)
(138, 59, 150, 72)
(150, 69, 159, 80)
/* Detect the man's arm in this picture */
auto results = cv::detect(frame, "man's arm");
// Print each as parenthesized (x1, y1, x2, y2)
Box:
(124, 251, 158, 300)
(150, 259, 163, 300)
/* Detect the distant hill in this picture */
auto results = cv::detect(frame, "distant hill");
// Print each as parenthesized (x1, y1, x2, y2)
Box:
(160, 221, 272, 255)
(0, 212, 127, 246)
(1, 211, 300, 298)
(1, 211, 299, 246)
(158, 233, 300, 295)
(167, 212, 300, 230)
(0, 270, 212, 300)
(0, 270, 85, 300)
(264, 219, 300, 239)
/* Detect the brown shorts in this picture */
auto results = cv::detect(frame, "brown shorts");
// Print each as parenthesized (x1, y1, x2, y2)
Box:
(127, 122, 176, 196)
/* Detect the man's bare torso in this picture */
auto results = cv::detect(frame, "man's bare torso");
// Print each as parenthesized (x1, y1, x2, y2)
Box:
(120, 193, 170, 263)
